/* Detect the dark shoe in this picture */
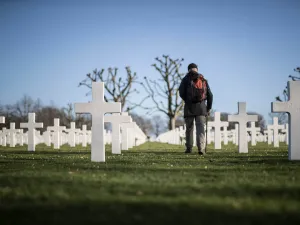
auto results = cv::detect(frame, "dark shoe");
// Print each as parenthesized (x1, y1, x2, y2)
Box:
(198, 150, 205, 155)
(185, 149, 192, 153)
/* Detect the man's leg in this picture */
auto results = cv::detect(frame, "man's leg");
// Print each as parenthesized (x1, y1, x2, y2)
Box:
(184, 116, 195, 153)
(195, 115, 206, 154)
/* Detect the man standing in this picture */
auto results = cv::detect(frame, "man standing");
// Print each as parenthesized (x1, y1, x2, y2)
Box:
(179, 63, 213, 154)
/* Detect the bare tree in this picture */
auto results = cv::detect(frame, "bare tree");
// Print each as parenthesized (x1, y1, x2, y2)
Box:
(2, 95, 43, 126)
(62, 103, 75, 124)
(142, 55, 185, 130)
(36, 106, 66, 131)
(14, 95, 41, 120)
(79, 67, 148, 111)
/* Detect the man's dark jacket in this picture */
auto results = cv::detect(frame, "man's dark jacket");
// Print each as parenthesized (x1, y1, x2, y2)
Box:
(179, 71, 213, 118)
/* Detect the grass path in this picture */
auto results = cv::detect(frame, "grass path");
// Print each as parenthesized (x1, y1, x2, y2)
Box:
(0, 142, 299, 225)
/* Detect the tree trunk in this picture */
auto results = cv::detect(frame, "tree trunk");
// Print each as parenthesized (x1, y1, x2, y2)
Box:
(168, 116, 176, 130)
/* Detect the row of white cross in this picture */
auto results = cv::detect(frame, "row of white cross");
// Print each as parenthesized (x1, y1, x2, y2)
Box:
(0, 82, 147, 162)
(157, 116, 288, 147)
(1, 81, 299, 161)
(0, 119, 141, 148)
(157, 80, 300, 161)
(0, 115, 145, 159)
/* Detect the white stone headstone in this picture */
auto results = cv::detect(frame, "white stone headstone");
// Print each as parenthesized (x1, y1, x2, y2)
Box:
(8, 123, 20, 147)
(105, 113, 131, 154)
(231, 129, 236, 144)
(79, 125, 88, 147)
(128, 122, 137, 148)
(208, 112, 228, 149)
(206, 126, 212, 144)
(234, 124, 239, 145)
(266, 126, 273, 145)
(121, 122, 135, 150)
(1, 128, 7, 146)
(247, 122, 260, 146)
(267, 117, 284, 148)
(47, 118, 66, 149)
(17, 129, 24, 146)
(228, 102, 258, 153)
(43, 130, 51, 147)
(66, 122, 80, 147)
(272, 81, 300, 160)
(0, 117, 5, 124)
(223, 126, 228, 145)
(75, 82, 121, 162)
(20, 113, 43, 151)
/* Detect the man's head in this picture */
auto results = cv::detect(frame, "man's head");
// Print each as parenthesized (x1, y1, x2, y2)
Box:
(188, 63, 198, 72)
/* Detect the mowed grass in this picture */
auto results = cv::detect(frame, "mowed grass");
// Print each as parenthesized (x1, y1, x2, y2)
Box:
(0, 142, 300, 225)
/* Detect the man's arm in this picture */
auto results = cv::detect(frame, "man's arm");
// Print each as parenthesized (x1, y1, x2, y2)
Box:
(179, 78, 186, 101)
(206, 82, 213, 112)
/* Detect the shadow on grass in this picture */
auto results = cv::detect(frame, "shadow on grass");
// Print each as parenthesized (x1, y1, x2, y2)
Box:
(0, 200, 299, 225)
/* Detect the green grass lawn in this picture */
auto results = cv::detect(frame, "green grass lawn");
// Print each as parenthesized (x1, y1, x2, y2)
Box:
(0, 142, 299, 225)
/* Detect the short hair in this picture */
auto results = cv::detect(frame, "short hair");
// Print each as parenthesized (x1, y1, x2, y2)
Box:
(188, 63, 198, 71)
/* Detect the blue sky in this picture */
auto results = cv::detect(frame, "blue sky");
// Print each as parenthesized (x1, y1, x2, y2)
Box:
(0, 0, 299, 124)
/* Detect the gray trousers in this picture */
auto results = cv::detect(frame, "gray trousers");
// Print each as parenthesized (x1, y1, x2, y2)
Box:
(185, 116, 206, 150)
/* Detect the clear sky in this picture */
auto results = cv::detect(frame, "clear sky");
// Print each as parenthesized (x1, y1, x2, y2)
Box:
(0, 0, 299, 124)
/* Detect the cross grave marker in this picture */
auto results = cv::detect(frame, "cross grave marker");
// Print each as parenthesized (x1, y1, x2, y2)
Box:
(20, 113, 43, 151)
(105, 112, 131, 154)
(47, 118, 66, 149)
(66, 122, 80, 147)
(8, 123, 20, 147)
(267, 117, 284, 148)
(272, 81, 300, 160)
(208, 112, 229, 149)
(228, 102, 258, 153)
(247, 121, 260, 146)
(75, 82, 121, 162)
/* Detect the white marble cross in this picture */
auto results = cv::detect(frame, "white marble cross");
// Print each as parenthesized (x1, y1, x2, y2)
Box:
(8, 123, 20, 147)
(79, 125, 88, 147)
(266, 126, 273, 145)
(0, 116, 5, 146)
(208, 112, 228, 149)
(234, 124, 239, 145)
(75, 82, 121, 162)
(66, 122, 80, 147)
(43, 130, 51, 147)
(47, 118, 66, 149)
(228, 102, 258, 153)
(222, 126, 228, 145)
(282, 124, 289, 145)
(121, 121, 135, 150)
(1, 128, 8, 146)
(17, 129, 24, 146)
(128, 122, 137, 149)
(272, 81, 300, 160)
(0, 116, 5, 124)
(267, 117, 284, 148)
(20, 113, 43, 151)
(104, 113, 131, 154)
(247, 122, 260, 146)
(206, 126, 212, 144)
(271, 81, 300, 160)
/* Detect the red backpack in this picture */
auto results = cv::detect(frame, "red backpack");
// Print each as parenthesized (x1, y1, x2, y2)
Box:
(190, 74, 207, 103)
